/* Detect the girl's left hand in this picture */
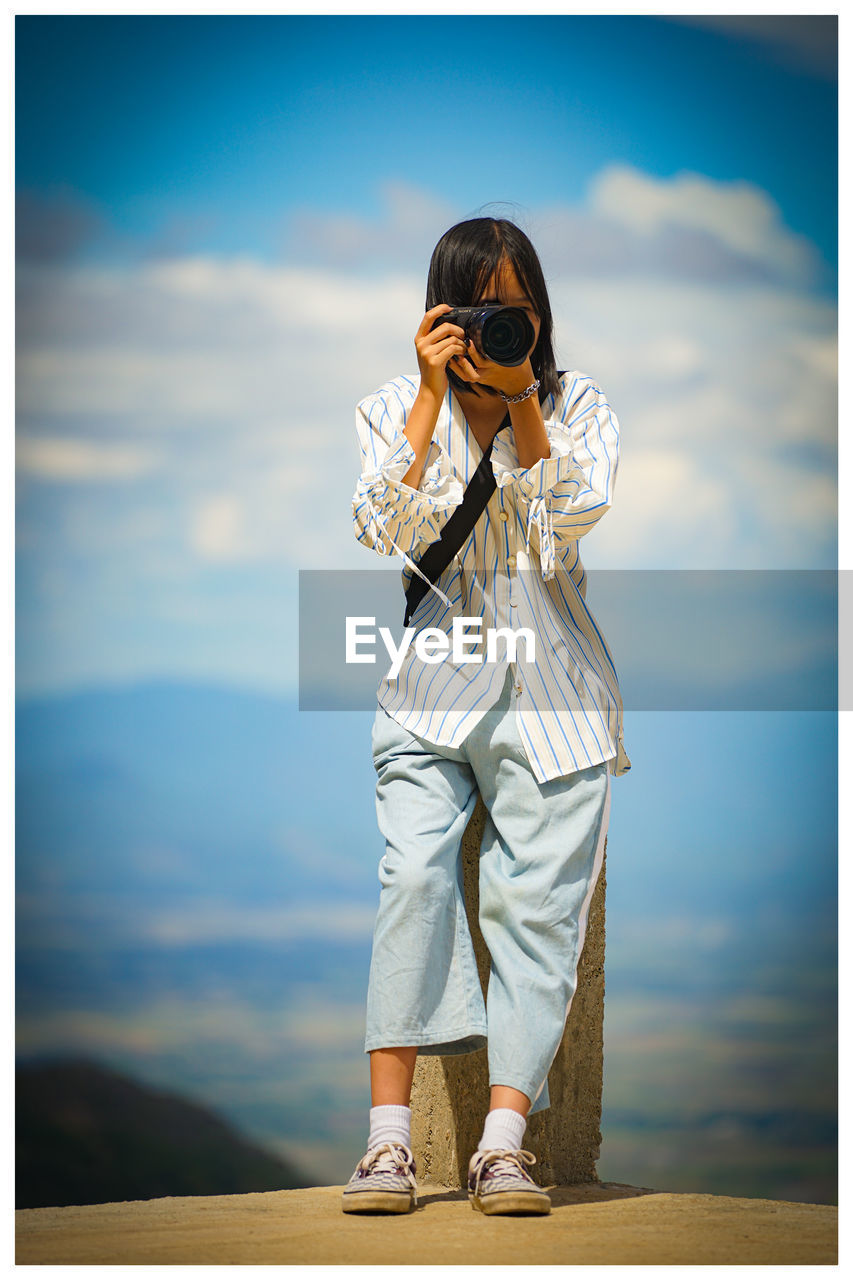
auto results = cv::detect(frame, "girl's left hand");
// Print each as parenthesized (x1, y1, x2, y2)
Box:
(453, 345, 536, 398)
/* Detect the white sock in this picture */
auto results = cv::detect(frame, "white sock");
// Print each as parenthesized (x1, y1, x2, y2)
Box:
(477, 1106, 527, 1153)
(368, 1103, 412, 1152)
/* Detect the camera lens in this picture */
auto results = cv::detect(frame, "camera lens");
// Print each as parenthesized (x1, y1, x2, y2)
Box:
(480, 308, 534, 366)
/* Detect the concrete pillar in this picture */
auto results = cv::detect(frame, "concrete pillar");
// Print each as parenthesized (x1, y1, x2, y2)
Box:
(410, 794, 607, 1189)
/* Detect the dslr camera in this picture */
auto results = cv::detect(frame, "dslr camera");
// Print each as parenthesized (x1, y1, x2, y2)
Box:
(433, 305, 534, 367)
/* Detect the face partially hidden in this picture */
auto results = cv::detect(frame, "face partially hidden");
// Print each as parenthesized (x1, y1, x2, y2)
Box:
(451, 257, 541, 394)
(475, 258, 541, 354)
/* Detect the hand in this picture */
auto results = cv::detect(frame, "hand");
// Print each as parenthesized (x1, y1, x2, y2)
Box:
(450, 344, 536, 398)
(414, 304, 477, 400)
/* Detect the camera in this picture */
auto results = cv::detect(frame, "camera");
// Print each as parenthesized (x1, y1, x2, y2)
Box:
(433, 305, 535, 367)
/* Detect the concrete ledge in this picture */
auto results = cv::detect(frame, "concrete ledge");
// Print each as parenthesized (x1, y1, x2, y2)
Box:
(16, 1182, 837, 1265)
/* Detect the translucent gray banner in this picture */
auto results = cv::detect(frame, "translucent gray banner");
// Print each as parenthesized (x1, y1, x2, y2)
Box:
(298, 569, 839, 712)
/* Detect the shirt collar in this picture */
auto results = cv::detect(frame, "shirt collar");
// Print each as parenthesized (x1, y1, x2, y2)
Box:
(434, 387, 517, 483)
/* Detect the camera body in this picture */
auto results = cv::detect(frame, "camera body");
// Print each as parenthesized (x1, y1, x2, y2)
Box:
(433, 305, 535, 367)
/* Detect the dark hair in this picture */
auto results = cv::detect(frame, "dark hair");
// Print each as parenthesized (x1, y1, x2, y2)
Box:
(425, 218, 561, 403)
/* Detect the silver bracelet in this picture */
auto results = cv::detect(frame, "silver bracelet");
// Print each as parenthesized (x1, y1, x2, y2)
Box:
(499, 378, 540, 405)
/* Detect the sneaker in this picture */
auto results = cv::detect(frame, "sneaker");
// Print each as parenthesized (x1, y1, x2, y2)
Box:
(341, 1140, 419, 1214)
(468, 1147, 552, 1215)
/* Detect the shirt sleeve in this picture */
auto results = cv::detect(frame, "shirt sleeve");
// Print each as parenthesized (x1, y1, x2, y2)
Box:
(490, 376, 620, 579)
(351, 386, 465, 560)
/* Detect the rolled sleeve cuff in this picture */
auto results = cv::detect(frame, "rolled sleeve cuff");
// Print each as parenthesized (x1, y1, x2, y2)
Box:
(377, 431, 419, 486)
(491, 422, 577, 580)
(491, 421, 575, 499)
(363, 433, 465, 543)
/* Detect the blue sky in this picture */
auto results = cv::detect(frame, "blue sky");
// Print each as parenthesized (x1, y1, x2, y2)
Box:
(16, 16, 837, 271)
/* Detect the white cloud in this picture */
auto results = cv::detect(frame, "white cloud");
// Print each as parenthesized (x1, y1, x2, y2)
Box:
(288, 168, 830, 291)
(142, 901, 378, 945)
(16, 435, 161, 481)
(282, 179, 458, 272)
(16, 258, 422, 425)
(190, 494, 255, 562)
(545, 271, 836, 568)
(605, 445, 729, 556)
(585, 166, 820, 286)
(15, 168, 836, 609)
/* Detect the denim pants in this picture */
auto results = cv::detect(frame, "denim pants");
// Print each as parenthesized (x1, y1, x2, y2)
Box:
(364, 664, 612, 1116)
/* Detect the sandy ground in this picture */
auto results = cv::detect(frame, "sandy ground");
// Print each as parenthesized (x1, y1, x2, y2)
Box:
(16, 1181, 837, 1265)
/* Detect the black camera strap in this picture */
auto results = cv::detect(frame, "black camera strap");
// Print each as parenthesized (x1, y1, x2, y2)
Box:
(403, 413, 509, 627)
(401, 377, 564, 628)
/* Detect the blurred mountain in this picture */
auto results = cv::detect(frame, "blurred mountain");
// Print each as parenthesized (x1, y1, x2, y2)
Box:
(16, 682, 837, 925)
(16, 680, 379, 927)
(16, 1057, 310, 1209)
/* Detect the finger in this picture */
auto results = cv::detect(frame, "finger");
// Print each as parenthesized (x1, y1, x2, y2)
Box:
(416, 303, 454, 338)
(421, 334, 467, 361)
(461, 347, 485, 372)
(422, 320, 466, 343)
(453, 355, 481, 380)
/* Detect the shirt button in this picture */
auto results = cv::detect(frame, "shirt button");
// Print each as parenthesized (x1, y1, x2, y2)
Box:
(498, 511, 508, 522)
(507, 556, 516, 568)
(515, 682, 523, 695)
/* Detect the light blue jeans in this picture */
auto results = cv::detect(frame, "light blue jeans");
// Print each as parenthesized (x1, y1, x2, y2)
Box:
(364, 665, 612, 1116)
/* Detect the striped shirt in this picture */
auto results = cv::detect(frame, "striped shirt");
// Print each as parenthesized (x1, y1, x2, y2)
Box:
(351, 371, 631, 783)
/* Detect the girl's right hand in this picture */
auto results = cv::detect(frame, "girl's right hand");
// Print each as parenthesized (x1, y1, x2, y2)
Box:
(414, 304, 474, 399)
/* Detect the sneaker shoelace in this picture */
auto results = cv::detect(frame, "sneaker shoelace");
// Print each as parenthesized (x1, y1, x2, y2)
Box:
(469, 1146, 537, 1195)
(357, 1140, 418, 1193)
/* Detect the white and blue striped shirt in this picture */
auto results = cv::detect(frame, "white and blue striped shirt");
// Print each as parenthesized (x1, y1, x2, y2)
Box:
(351, 371, 631, 783)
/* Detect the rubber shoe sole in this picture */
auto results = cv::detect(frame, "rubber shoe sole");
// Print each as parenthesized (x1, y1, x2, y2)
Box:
(469, 1186, 551, 1215)
(341, 1188, 415, 1214)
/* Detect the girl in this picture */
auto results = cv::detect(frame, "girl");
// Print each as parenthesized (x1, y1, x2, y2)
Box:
(344, 217, 629, 1216)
